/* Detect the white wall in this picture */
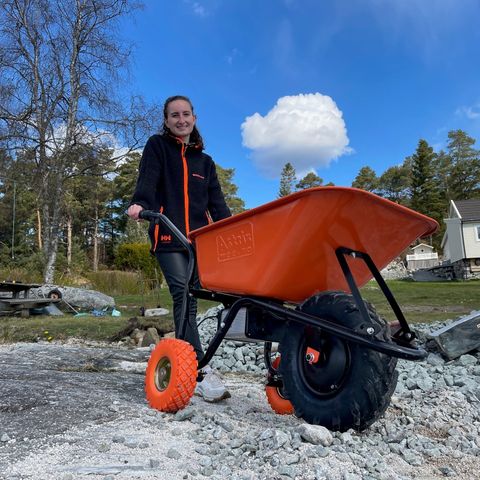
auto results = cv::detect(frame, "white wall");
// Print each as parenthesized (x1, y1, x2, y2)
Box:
(463, 222, 480, 259)
(444, 218, 465, 263)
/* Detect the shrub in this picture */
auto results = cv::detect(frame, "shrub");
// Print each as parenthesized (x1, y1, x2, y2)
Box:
(0, 249, 44, 283)
(114, 242, 161, 282)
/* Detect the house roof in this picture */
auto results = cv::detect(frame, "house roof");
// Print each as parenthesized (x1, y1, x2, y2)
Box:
(452, 199, 480, 221)
(412, 243, 434, 250)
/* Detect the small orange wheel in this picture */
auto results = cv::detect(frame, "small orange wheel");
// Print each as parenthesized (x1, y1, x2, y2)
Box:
(266, 356, 294, 415)
(145, 338, 197, 412)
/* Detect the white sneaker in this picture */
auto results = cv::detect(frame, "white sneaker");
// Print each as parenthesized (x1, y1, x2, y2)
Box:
(195, 366, 231, 403)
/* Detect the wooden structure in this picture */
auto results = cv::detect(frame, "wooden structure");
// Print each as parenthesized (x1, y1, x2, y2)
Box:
(405, 243, 439, 270)
(0, 281, 60, 317)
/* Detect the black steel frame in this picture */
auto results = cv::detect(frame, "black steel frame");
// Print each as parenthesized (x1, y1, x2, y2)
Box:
(139, 210, 427, 373)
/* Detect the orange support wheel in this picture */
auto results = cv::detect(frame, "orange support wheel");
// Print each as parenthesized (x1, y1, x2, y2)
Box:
(145, 338, 198, 413)
(266, 356, 294, 415)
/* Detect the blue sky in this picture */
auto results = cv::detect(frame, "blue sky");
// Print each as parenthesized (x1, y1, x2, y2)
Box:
(121, 0, 480, 209)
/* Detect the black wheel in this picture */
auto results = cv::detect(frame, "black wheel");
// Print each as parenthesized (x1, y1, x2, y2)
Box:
(47, 289, 62, 300)
(279, 291, 398, 432)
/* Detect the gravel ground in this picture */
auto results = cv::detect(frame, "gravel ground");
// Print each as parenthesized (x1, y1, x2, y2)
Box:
(0, 311, 479, 480)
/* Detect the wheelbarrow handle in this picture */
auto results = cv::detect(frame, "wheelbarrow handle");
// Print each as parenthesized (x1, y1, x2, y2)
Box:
(138, 209, 196, 342)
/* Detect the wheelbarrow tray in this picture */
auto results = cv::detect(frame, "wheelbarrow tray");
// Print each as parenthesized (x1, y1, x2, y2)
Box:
(189, 187, 438, 303)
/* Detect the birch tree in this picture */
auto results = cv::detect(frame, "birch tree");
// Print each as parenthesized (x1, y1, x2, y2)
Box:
(0, 0, 156, 282)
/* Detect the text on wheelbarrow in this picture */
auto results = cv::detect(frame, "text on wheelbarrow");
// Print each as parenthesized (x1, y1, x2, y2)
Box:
(216, 222, 255, 262)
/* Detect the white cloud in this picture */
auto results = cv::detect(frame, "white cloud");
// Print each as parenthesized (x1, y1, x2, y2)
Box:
(183, 0, 208, 17)
(241, 93, 351, 178)
(456, 105, 480, 120)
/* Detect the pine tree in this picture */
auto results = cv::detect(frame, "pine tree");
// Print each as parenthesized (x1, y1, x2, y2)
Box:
(377, 164, 410, 204)
(409, 139, 443, 222)
(278, 163, 296, 197)
(295, 172, 323, 190)
(445, 130, 480, 200)
(352, 166, 378, 192)
(215, 165, 246, 214)
(432, 149, 452, 205)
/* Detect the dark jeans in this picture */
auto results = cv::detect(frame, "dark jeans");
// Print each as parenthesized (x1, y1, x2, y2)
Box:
(155, 251, 204, 361)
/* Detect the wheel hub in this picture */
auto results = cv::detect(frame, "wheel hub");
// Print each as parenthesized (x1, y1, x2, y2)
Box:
(300, 333, 351, 396)
(154, 357, 171, 391)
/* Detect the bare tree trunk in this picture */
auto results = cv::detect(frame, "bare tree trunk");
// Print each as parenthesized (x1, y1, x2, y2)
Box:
(44, 237, 59, 284)
(66, 215, 72, 274)
(36, 208, 43, 250)
(93, 205, 99, 272)
(42, 176, 63, 283)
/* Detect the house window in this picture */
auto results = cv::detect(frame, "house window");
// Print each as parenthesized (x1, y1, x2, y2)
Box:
(477, 226, 480, 242)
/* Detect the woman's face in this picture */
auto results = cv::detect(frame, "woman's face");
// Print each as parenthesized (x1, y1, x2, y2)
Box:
(164, 99, 196, 142)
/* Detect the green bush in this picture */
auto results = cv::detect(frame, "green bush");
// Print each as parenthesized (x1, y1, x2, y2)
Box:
(0, 249, 44, 283)
(114, 242, 160, 281)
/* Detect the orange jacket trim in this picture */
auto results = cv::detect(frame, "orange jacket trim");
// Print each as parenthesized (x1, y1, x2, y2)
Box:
(181, 143, 190, 235)
(152, 206, 164, 251)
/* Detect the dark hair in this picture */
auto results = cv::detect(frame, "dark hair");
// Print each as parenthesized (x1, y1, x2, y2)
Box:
(162, 95, 204, 148)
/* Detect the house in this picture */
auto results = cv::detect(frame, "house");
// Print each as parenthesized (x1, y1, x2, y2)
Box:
(441, 199, 480, 279)
(406, 243, 439, 270)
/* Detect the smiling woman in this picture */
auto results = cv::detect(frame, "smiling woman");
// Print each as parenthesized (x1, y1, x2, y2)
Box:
(127, 95, 232, 403)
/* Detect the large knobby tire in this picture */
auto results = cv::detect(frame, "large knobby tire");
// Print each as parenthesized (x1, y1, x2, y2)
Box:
(266, 356, 294, 415)
(145, 338, 197, 413)
(279, 291, 398, 432)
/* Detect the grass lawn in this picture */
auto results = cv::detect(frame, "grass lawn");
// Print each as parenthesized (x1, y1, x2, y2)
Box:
(361, 279, 479, 323)
(0, 280, 477, 343)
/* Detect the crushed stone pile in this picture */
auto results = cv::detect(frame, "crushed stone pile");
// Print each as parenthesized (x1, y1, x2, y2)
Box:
(0, 313, 479, 479)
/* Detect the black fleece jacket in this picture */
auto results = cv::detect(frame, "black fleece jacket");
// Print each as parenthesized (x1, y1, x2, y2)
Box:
(130, 134, 231, 252)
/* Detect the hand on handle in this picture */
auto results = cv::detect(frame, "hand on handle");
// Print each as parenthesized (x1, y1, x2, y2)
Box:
(127, 204, 144, 221)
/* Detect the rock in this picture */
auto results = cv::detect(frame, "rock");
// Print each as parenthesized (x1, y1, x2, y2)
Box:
(457, 354, 478, 366)
(429, 311, 480, 359)
(144, 308, 169, 317)
(110, 316, 174, 342)
(140, 327, 160, 347)
(380, 260, 408, 280)
(32, 285, 115, 311)
(173, 407, 196, 422)
(297, 424, 333, 446)
(167, 448, 182, 460)
(98, 443, 110, 453)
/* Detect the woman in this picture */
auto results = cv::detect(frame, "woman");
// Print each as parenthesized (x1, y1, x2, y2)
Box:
(127, 95, 231, 402)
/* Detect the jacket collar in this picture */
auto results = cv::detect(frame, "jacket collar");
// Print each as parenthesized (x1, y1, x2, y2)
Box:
(164, 133, 202, 150)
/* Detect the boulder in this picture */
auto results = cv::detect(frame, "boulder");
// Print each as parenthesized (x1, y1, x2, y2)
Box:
(32, 285, 114, 311)
(140, 327, 160, 347)
(429, 311, 480, 359)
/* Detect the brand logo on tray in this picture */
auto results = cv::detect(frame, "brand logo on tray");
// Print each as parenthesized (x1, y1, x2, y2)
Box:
(216, 222, 254, 262)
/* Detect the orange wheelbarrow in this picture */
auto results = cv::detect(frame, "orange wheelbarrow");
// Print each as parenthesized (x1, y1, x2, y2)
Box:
(139, 187, 438, 432)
